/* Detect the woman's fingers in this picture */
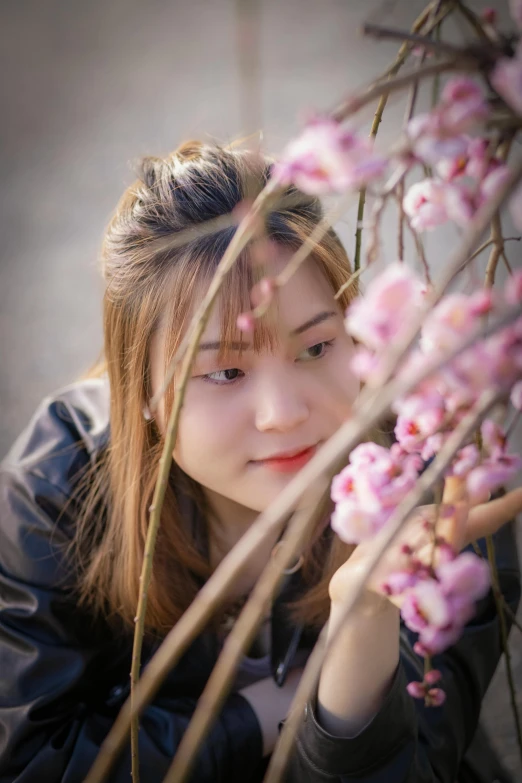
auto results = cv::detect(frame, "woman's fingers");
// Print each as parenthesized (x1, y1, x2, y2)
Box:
(465, 486, 522, 545)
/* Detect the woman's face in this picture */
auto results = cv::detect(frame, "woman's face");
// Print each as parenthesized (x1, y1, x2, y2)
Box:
(149, 251, 360, 518)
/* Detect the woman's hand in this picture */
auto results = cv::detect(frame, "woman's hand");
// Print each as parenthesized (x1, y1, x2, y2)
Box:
(329, 481, 522, 608)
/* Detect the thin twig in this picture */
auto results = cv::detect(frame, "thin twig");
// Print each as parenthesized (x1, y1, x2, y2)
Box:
(484, 138, 514, 289)
(401, 201, 432, 285)
(334, 267, 364, 300)
(334, 57, 476, 123)
(265, 390, 500, 782)
(129, 183, 278, 775)
(362, 22, 471, 59)
(352, 2, 451, 275)
(148, 187, 316, 409)
(163, 484, 329, 783)
(484, 212, 504, 288)
(84, 297, 522, 783)
(276, 194, 354, 288)
(454, 0, 498, 45)
(486, 535, 522, 765)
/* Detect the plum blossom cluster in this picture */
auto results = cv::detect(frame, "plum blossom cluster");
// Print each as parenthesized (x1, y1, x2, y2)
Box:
(330, 262, 521, 700)
(395, 550, 490, 657)
(271, 116, 387, 195)
(401, 77, 519, 231)
(397, 547, 490, 706)
(272, 70, 522, 230)
(345, 262, 522, 501)
(330, 441, 423, 544)
(331, 437, 491, 701)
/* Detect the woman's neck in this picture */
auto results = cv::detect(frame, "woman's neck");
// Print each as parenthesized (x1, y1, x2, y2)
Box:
(204, 488, 281, 599)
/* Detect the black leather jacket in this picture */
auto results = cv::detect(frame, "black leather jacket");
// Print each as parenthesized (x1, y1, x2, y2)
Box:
(0, 377, 519, 783)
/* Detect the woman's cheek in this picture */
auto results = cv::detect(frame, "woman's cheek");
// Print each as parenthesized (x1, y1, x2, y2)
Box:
(173, 384, 243, 468)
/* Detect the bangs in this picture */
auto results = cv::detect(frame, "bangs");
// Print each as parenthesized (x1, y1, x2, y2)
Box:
(215, 243, 281, 361)
(161, 232, 285, 381)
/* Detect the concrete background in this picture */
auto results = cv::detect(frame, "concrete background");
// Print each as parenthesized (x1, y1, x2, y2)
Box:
(0, 0, 521, 775)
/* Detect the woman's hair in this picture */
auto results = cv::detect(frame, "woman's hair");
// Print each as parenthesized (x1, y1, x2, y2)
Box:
(74, 140, 391, 636)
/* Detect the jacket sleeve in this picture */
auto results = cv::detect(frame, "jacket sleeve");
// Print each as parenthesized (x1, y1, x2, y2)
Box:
(285, 517, 521, 782)
(0, 467, 263, 783)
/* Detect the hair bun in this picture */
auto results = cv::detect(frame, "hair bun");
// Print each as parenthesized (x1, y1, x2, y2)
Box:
(135, 156, 163, 189)
(174, 140, 204, 162)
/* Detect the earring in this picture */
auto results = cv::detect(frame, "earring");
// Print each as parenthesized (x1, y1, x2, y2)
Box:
(271, 541, 304, 575)
(142, 403, 152, 421)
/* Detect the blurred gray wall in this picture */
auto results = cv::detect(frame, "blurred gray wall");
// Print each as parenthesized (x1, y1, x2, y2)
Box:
(1, 0, 521, 773)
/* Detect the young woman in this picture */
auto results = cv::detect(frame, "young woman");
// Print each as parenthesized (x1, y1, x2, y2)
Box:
(0, 141, 521, 783)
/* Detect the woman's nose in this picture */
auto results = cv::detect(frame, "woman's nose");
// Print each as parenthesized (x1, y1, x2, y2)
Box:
(254, 372, 310, 433)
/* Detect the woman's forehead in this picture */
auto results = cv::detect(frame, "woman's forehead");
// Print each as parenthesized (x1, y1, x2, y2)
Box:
(203, 257, 342, 344)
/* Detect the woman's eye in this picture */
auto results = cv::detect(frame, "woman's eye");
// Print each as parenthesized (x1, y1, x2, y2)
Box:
(297, 340, 334, 362)
(204, 368, 244, 385)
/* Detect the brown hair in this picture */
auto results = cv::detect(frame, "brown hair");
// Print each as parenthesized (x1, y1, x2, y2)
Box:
(74, 140, 391, 636)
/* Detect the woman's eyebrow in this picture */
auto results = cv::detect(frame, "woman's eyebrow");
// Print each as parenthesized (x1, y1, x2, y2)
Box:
(291, 310, 337, 335)
(198, 311, 337, 352)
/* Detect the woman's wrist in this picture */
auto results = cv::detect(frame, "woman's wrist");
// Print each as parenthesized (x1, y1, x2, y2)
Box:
(318, 592, 400, 737)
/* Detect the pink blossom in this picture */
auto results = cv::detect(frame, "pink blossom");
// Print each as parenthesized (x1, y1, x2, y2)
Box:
(349, 347, 382, 380)
(450, 444, 480, 478)
(394, 393, 446, 453)
(330, 440, 422, 544)
(511, 381, 522, 410)
(439, 77, 489, 133)
(389, 442, 424, 471)
(464, 138, 492, 180)
(437, 552, 490, 605)
(419, 623, 461, 654)
(355, 451, 420, 512)
(344, 262, 425, 350)
(467, 453, 522, 501)
(236, 312, 255, 333)
(403, 178, 450, 230)
(420, 290, 494, 356)
(382, 570, 418, 596)
(348, 441, 389, 467)
(401, 580, 452, 633)
(481, 419, 507, 456)
(403, 177, 477, 231)
(424, 669, 442, 686)
(443, 182, 476, 225)
(272, 117, 387, 195)
(330, 464, 357, 504)
(406, 79, 488, 165)
(406, 114, 469, 165)
(491, 43, 522, 116)
(478, 164, 511, 204)
(331, 501, 390, 544)
(421, 432, 449, 461)
(406, 681, 425, 699)
(435, 136, 492, 182)
(427, 688, 447, 707)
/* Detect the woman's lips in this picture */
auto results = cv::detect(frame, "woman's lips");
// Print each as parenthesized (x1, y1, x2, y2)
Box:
(254, 445, 317, 474)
